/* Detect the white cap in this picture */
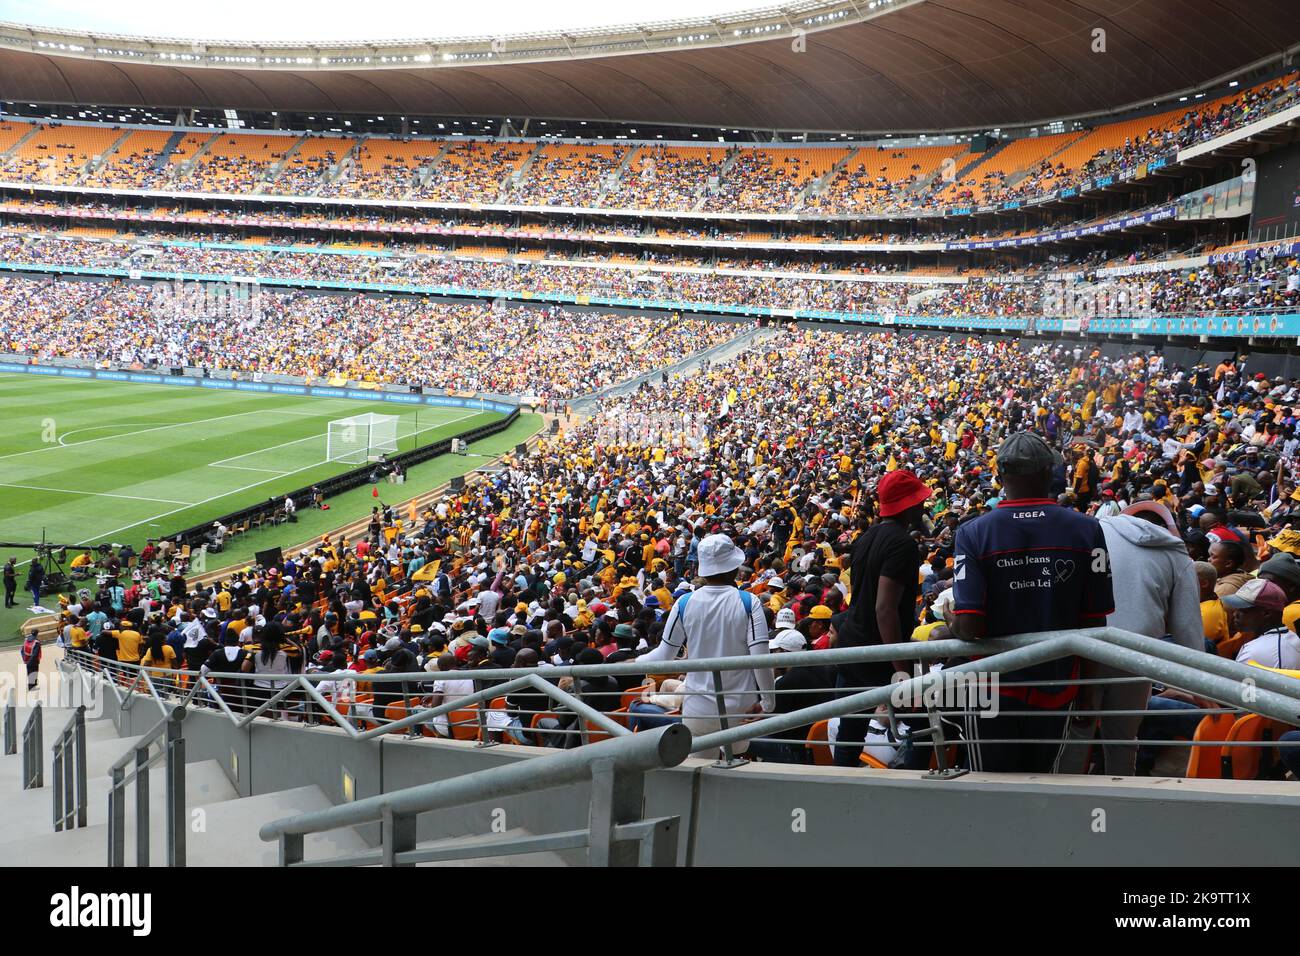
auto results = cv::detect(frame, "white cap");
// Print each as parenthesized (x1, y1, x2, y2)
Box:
(769, 629, 807, 653)
(775, 607, 797, 629)
(697, 533, 745, 577)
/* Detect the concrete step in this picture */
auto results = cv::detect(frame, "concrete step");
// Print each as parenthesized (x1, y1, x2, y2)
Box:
(0, 731, 145, 801)
(0, 758, 238, 855)
(3, 783, 368, 867)
(413, 827, 575, 866)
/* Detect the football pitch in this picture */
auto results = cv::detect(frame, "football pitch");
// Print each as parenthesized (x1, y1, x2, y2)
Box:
(0, 372, 505, 551)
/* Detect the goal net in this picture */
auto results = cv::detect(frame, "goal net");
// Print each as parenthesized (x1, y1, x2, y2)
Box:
(326, 413, 400, 465)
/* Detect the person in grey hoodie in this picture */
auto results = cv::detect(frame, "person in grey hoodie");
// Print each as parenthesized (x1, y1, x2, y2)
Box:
(1058, 502, 1203, 775)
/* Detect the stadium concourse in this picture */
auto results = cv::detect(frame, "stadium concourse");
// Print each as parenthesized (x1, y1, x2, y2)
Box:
(39, 325, 1300, 778)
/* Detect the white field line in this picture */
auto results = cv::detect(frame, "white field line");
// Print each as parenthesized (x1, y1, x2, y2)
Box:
(0, 409, 271, 462)
(0, 482, 197, 506)
(208, 463, 292, 474)
(57, 422, 175, 445)
(209, 431, 324, 467)
(81, 409, 486, 545)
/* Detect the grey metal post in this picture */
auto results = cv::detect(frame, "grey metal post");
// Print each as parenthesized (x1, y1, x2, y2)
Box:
(635, 817, 680, 867)
(473, 679, 493, 747)
(167, 727, 186, 868)
(279, 833, 304, 867)
(572, 682, 589, 746)
(3, 688, 15, 756)
(710, 670, 742, 767)
(108, 766, 125, 867)
(135, 744, 150, 867)
(75, 707, 87, 829)
(52, 742, 64, 831)
(381, 806, 417, 866)
(921, 695, 966, 781)
(587, 755, 646, 867)
(22, 702, 42, 789)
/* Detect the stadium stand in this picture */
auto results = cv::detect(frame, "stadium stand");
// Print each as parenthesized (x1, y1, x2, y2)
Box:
(6, 23, 1300, 842)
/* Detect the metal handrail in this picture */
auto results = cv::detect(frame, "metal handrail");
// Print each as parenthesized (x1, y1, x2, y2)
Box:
(259, 724, 691, 867)
(21, 702, 42, 790)
(62, 628, 1300, 750)
(52, 705, 88, 832)
(107, 706, 187, 868)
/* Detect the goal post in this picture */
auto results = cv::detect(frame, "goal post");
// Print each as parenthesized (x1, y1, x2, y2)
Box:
(326, 413, 400, 464)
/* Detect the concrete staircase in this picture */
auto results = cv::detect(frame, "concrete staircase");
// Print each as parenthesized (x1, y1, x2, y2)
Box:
(0, 706, 367, 867)
(405, 140, 453, 198)
(595, 145, 641, 205)
(500, 140, 547, 202)
(0, 122, 43, 169)
(256, 133, 308, 194)
(152, 130, 187, 172)
(797, 146, 860, 210)
(696, 147, 741, 210)
(77, 128, 134, 184)
(173, 132, 219, 179)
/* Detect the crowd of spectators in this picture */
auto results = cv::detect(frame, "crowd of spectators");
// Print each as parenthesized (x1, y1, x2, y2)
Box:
(2, 230, 1299, 327)
(58, 326, 1300, 777)
(0, 278, 743, 401)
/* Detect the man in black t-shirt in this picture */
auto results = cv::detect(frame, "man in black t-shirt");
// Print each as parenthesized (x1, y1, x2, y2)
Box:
(832, 469, 932, 767)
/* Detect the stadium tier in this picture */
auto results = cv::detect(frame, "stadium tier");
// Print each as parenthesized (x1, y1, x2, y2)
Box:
(5, 2, 1300, 884)
(0, 71, 1288, 214)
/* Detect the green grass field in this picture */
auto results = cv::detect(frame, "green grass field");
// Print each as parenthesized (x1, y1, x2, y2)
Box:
(0, 373, 527, 635)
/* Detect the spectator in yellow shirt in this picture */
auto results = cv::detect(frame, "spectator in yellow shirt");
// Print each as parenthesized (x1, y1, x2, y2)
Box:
(1195, 562, 1229, 647)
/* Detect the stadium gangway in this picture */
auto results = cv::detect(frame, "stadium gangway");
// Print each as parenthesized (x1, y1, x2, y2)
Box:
(59, 628, 1300, 866)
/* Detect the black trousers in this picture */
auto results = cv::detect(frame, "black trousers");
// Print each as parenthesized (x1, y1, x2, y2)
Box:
(3, 579, 15, 606)
(964, 704, 1070, 773)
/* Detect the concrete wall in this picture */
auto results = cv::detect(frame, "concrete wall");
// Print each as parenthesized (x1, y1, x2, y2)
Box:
(103, 695, 1300, 866)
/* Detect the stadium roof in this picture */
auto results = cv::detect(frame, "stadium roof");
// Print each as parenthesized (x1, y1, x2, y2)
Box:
(2, 0, 1299, 134)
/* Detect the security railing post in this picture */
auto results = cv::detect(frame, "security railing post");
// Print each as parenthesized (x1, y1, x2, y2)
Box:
(22, 702, 42, 789)
(473, 678, 492, 747)
(135, 744, 150, 867)
(3, 689, 15, 756)
(921, 695, 966, 780)
(279, 833, 304, 867)
(167, 720, 186, 867)
(108, 767, 125, 867)
(381, 806, 416, 867)
(587, 755, 645, 867)
(710, 670, 740, 766)
(62, 728, 73, 828)
(52, 738, 64, 832)
(75, 707, 87, 828)
(572, 682, 589, 746)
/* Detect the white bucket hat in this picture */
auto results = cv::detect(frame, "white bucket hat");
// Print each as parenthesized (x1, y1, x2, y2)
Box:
(697, 533, 745, 577)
